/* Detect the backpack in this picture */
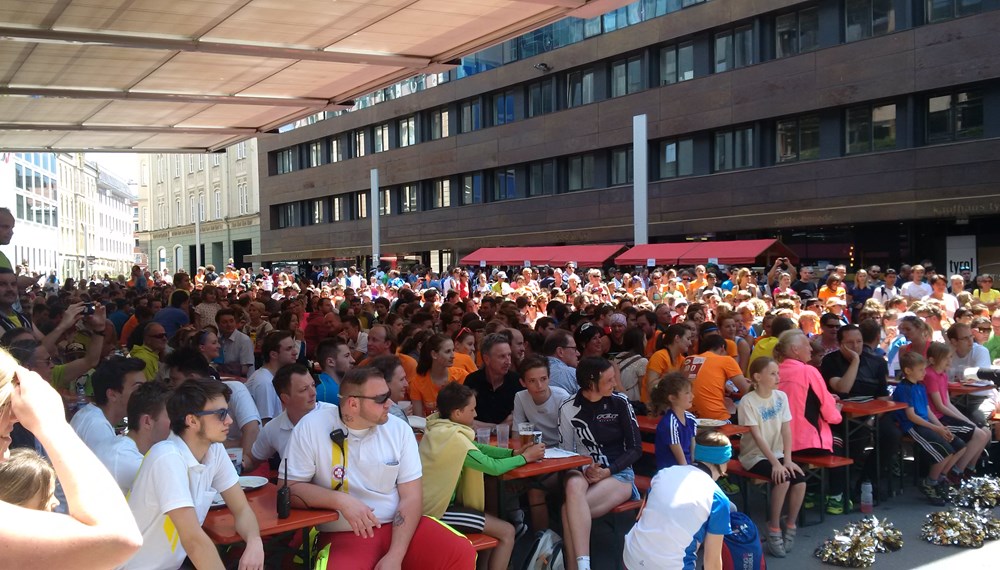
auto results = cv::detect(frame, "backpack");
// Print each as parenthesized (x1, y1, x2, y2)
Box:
(722, 511, 766, 570)
(522, 529, 565, 570)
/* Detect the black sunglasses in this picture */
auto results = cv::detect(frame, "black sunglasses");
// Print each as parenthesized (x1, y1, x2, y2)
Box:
(346, 391, 392, 405)
(193, 408, 228, 421)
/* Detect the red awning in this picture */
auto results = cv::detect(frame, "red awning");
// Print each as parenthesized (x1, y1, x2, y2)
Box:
(460, 245, 624, 268)
(677, 239, 799, 265)
(614, 243, 698, 266)
(541, 244, 626, 268)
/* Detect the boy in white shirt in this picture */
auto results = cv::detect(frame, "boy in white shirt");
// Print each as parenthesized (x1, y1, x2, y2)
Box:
(124, 378, 264, 570)
(94, 381, 171, 494)
(71, 356, 146, 450)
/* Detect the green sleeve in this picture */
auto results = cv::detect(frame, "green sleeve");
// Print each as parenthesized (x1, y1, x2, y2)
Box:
(464, 447, 526, 477)
(474, 442, 515, 459)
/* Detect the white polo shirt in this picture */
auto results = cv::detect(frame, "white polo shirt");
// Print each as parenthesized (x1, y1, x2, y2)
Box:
(124, 433, 239, 570)
(252, 402, 333, 463)
(70, 403, 116, 451)
(94, 435, 143, 494)
(245, 368, 282, 420)
(284, 405, 421, 533)
(224, 380, 262, 445)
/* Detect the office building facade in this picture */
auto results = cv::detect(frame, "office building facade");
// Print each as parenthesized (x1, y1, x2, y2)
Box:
(257, 0, 1000, 273)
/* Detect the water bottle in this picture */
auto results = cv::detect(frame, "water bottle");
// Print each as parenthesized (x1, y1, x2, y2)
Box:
(860, 481, 873, 514)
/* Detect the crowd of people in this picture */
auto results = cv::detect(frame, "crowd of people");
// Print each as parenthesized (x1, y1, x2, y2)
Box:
(2, 234, 1000, 569)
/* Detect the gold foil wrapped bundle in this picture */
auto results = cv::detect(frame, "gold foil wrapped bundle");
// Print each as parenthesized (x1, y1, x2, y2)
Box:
(920, 509, 1000, 548)
(814, 516, 903, 567)
(950, 476, 1000, 511)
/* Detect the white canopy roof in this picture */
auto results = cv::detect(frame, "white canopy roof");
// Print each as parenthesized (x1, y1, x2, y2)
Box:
(0, 0, 626, 152)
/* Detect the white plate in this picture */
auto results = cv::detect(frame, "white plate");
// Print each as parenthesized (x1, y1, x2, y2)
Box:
(239, 476, 268, 491)
(696, 418, 728, 427)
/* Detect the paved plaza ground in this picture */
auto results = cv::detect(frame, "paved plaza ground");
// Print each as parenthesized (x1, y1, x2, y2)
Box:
(759, 484, 1000, 569)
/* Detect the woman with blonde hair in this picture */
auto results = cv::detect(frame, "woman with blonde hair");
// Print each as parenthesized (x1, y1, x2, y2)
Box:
(0, 348, 142, 567)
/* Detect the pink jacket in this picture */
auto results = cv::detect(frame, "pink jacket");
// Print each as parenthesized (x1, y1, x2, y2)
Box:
(778, 358, 842, 452)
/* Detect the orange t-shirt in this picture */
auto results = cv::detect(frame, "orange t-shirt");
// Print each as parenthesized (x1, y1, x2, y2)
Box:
(818, 285, 846, 302)
(643, 349, 687, 401)
(408, 367, 469, 416)
(453, 352, 478, 375)
(683, 352, 742, 421)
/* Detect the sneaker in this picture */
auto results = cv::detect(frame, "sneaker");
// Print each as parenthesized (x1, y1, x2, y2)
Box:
(825, 494, 853, 515)
(804, 492, 817, 510)
(766, 530, 786, 558)
(514, 522, 529, 540)
(783, 526, 797, 553)
(919, 480, 947, 506)
(945, 471, 963, 486)
(718, 476, 740, 496)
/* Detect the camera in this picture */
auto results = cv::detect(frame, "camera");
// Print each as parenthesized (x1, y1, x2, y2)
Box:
(82, 303, 95, 316)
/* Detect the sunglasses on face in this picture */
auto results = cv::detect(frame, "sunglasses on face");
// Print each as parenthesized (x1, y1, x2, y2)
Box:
(193, 408, 229, 421)
(347, 391, 392, 405)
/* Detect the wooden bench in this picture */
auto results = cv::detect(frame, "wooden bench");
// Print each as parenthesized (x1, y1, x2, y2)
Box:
(725, 459, 771, 520)
(467, 533, 499, 551)
(792, 453, 854, 525)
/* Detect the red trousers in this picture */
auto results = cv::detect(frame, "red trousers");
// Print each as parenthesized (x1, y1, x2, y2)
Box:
(318, 516, 476, 569)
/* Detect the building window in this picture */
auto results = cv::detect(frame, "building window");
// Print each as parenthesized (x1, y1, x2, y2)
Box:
(845, 0, 894, 42)
(236, 142, 247, 160)
(399, 185, 418, 213)
(775, 114, 821, 163)
(276, 149, 297, 174)
(308, 141, 323, 167)
(432, 179, 451, 209)
(658, 138, 694, 179)
(332, 196, 346, 222)
(238, 183, 249, 215)
(197, 155, 204, 171)
(493, 169, 517, 201)
(430, 108, 450, 139)
(528, 160, 556, 196)
(212, 154, 220, 166)
(567, 69, 594, 108)
(775, 8, 819, 58)
(197, 194, 206, 222)
(356, 192, 368, 219)
(354, 130, 367, 157)
(462, 173, 483, 205)
(330, 138, 343, 163)
(926, 0, 981, 22)
(175, 199, 182, 223)
(460, 99, 482, 133)
(379, 189, 391, 216)
(279, 202, 302, 228)
(714, 26, 754, 73)
(611, 148, 634, 185)
(373, 124, 390, 153)
(926, 90, 984, 144)
(491, 90, 515, 126)
(399, 116, 417, 147)
(187, 156, 194, 174)
(714, 127, 754, 171)
(567, 154, 596, 192)
(214, 190, 222, 219)
(845, 103, 897, 154)
(527, 79, 556, 118)
(611, 55, 643, 97)
(310, 199, 326, 224)
(660, 43, 694, 85)
(174, 155, 181, 176)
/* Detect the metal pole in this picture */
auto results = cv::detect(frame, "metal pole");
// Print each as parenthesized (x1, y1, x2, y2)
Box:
(196, 156, 205, 269)
(633, 114, 649, 246)
(370, 168, 380, 272)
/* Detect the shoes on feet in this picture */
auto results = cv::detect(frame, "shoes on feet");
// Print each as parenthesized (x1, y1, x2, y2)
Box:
(804, 492, 817, 510)
(718, 476, 740, 496)
(825, 494, 853, 515)
(766, 530, 786, 558)
(919, 479, 947, 506)
(783, 526, 797, 553)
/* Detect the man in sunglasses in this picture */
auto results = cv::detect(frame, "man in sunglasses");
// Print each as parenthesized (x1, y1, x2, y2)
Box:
(125, 379, 264, 570)
(284, 367, 476, 568)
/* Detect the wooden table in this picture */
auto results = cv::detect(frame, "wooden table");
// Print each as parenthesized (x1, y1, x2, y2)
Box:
(502, 454, 591, 481)
(636, 415, 749, 438)
(203, 483, 339, 545)
(837, 399, 907, 504)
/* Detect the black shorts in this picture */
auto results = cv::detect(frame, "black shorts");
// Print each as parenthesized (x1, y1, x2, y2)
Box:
(747, 459, 807, 486)
(940, 415, 980, 443)
(908, 424, 965, 463)
(439, 505, 486, 534)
